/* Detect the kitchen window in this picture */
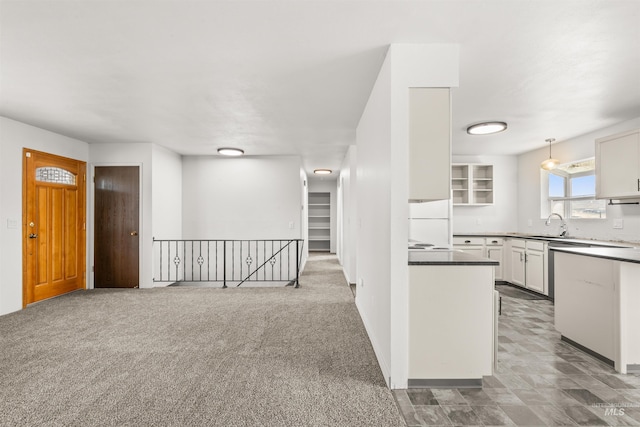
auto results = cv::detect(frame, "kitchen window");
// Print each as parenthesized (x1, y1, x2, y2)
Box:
(543, 158, 606, 219)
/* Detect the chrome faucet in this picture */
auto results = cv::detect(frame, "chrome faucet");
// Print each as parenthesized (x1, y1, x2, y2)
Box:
(545, 213, 568, 237)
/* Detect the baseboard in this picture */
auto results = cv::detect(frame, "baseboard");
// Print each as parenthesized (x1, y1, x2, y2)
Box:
(496, 282, 552, 300)
(408, 378, 482, 389)
(561, 335, 614, 367)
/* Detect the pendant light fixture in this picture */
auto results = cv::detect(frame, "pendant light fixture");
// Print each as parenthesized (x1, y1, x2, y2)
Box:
(540, 138, 559, 170)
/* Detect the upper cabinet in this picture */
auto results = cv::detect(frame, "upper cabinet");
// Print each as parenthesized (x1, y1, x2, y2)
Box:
(596, 129, 640, 200)
(452, 163, 494, 205)
(409, 88, 451, 202)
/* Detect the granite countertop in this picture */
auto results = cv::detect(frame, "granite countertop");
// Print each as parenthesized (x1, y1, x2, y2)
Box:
(549, 246, 640, 264)
(408, 250, 499, 266)
(453, 232, 635, 249)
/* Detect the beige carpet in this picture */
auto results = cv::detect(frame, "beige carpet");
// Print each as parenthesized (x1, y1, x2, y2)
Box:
(0, 254, 404, 426)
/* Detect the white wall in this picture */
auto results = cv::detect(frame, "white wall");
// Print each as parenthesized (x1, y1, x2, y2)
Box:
(356, 50, 393, 385)
(338, 145, 357, 283)
(517, 117, 640, 243)
(0, 117, 89, 315)
(152, 145, 182, 241)
(308, 177, 337, 253)
(151, 145, 183, 287)
(181, 156, 303, 240)
(89, 143, 155, 289)
(452, 155, 518, 233)
(355, 44, 459, 389)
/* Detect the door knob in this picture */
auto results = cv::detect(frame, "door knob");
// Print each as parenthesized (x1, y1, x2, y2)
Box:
(130, 231, 138, 236)
(29, 233, 38, 239)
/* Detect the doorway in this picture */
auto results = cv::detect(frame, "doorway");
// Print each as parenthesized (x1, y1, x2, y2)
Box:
(22, 149, 87, 306)
(94, 166, 140, 288)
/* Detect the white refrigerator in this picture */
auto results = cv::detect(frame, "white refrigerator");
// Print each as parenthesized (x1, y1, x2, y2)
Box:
(408, 199, 452, 248)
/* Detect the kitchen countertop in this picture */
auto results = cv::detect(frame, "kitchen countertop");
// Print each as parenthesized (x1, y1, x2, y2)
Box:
(454, 232, 635, 248)
(409, 250, 499, 266)
(549, 246, 640, 264)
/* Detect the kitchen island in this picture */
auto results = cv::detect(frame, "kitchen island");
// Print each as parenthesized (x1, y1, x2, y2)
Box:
(408, 250, 498, 388)
(552, 246, 640, 374)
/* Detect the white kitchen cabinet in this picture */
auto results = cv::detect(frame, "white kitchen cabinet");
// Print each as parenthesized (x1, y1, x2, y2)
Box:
(409, 88, 451, 202)
(554, 250, 640, 373)
(596, 129, 640, 199)
(453, 236, 504, 280)
(452, 237, 484, 256)
(508, 239, 547, 295)
(486, 238, 504, 281)
(452, 164, 494, 205)
(510, 241, 526, 287)
(409, 264, 495, 384)
(555, 252, 615, 361)
(525, 248, 545, 293)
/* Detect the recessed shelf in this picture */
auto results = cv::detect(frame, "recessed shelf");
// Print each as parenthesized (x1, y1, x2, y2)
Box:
(308, 192, 331, 251)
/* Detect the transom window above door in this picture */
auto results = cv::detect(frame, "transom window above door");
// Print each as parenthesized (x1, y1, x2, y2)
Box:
(35, 167, 76, 185)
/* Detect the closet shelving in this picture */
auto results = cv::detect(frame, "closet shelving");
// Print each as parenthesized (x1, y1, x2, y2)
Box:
(308, 192, 330, 251)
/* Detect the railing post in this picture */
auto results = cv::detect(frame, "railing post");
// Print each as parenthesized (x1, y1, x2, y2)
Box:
(223, 241, 227, 288)
(295, 239, 300, 288)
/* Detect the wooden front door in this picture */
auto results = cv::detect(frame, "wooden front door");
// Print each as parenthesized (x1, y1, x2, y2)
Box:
(94, 166, 140, 288)
(23, 149, 86, 306)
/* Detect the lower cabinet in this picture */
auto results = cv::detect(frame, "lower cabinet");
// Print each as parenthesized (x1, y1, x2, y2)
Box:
(452, 237, 484, 257)
(485, 238, 504, 281)
(510, 242, 526, 286)
(508, 239, 547, 295)
(525, 247, 545, 293)
(409, 264, 495, 385)
(554, 252, 615, 361)
(453, 237, 504, 280)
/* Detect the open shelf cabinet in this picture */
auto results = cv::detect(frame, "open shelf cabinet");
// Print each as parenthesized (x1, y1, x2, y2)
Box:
(452, 164, 494, 205)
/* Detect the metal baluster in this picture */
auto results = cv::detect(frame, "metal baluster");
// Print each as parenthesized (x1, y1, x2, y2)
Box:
(295, 239, 300, 288)
(159, 240, 163, 281)
(223, 241, 227, 288)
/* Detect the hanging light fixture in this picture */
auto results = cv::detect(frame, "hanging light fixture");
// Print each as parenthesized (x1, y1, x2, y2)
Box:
(540, 138, 560, 170)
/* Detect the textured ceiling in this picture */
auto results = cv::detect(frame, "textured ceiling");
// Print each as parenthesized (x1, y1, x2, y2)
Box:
(1, 0, 639, 176)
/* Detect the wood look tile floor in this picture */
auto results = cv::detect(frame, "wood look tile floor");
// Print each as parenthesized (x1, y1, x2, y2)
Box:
(392, 285, 640, 426)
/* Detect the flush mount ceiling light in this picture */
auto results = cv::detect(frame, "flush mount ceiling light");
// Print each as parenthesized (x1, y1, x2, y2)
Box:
(313, 169, 332, 175)
(466, 121, 508, 135)
(540, 138, 560, 170)
(217, 147, 244, 156)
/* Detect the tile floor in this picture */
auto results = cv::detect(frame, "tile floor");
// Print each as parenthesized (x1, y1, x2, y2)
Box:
(392, 285, 640, 426)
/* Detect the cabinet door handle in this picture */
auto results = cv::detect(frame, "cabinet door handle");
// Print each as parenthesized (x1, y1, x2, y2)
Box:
(465, 240, 471, 244)
(637, 178, 639, 192)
